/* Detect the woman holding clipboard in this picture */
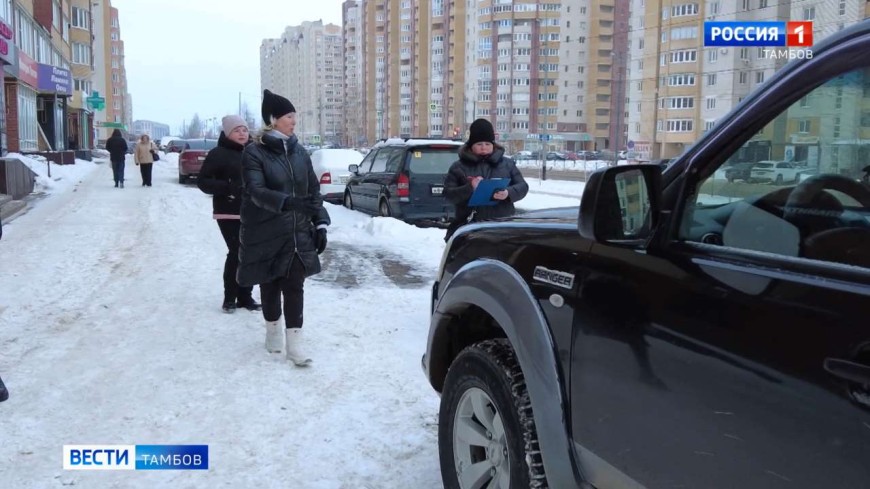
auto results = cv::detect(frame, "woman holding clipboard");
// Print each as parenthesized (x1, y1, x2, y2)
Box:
(443, 118, 529, 241)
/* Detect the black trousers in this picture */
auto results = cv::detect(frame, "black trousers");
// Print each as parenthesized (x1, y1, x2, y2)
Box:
(217, 220, 253, 303)
(140, 163, 153, 186)
(111, 160, 125, 183)
(260, 257, 305, 329)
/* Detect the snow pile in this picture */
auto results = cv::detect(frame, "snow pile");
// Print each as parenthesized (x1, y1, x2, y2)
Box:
(326, 203, 445, 270)
(525, 177, 586, 198)
(5, 152, 102, 194)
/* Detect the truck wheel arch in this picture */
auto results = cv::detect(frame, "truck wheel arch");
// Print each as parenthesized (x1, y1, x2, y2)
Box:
(428, 258, 585, 487)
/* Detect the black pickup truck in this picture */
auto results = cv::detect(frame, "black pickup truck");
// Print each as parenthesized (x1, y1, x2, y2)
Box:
(424, 22, 870, 489)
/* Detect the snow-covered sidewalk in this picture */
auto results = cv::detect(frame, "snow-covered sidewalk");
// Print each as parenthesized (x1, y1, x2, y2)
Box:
(0, 155, 444, 487)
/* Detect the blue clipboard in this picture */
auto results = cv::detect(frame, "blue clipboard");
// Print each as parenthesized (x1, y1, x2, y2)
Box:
(468, 178, 511, 207)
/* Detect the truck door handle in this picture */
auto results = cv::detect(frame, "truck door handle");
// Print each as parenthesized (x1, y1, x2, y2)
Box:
(824, 358, 870, 384)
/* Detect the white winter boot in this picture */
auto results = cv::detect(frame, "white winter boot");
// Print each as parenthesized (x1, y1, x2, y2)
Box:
(285, 328, 312, 367)
(265, 320, 284, 353)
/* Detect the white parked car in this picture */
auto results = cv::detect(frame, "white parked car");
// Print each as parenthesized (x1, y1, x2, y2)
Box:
(310, 149, 364, 203)
(750, 160, 802, 184)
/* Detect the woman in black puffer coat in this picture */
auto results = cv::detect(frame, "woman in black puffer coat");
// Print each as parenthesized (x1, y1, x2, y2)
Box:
(198, 115, 261, 314)
(238, 90, 330, 367)
(443, 118, 529, 241)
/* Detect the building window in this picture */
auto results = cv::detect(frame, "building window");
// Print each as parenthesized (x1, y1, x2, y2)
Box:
(707, 74, 717, 86)
(838, 0, 846, 15)
(17, 85, 38, 150)
(759, 0, 768, 6)
(755, 71, 765, 84)
(706, 97, 716, 109)
(705, 120, 715, 131)
(52, 0, 61, 32)
(799, 120, 811, 133)
(739, 72, 748, 84)
(707, 49, 718, 63)
(72, 42, 90, 65)
(671, 3, 699, 17)
(0, 0, 11, 23)
(803, 6, 815, 20)
(74, 79, 92, 93)
(70, 7, 89, 28)
(667, 119, 694, 132)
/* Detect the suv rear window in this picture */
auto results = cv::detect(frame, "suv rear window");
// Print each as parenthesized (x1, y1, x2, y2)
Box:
(184, 140, 218, 150)
(406, 148, 459, 175)
(754, 162, 773, 169)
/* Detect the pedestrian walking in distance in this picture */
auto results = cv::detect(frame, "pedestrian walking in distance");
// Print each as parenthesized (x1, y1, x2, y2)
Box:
(133, 134, 157, 187)
(105, 129, 128, 188)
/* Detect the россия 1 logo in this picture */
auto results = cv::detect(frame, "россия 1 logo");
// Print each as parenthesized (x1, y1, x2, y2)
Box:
(704, 21, 813, 59)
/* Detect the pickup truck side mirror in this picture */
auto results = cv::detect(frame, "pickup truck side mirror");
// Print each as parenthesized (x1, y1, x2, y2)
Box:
(348, 164, 359, 174)
(578, 164, 663, 244)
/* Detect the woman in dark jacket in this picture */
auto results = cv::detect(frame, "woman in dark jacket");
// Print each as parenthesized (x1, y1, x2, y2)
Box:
(105, 129, 128, 188)
(198, 115, 261, 314)
(443, 118, 529, 241)
(238, 89, 330, 367)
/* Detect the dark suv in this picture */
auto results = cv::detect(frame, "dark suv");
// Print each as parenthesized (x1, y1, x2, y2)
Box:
(343, 138, 462, 225)
(424, 23, 870, 488)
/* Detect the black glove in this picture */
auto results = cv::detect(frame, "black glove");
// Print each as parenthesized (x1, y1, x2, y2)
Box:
(314, 228, 327, 254)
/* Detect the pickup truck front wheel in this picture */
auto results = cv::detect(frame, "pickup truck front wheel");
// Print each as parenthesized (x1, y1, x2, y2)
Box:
(439, 339, 546, 489)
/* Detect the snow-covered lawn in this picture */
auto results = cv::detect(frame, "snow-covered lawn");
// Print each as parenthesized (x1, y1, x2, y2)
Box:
(0, 153, 585, 487)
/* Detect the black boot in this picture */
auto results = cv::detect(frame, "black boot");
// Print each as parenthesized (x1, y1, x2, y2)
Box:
(0, 375, 8, 402)
(236, 298, 262, 311)
(114, 182, 118, 188)
(222, 300, 237, 314)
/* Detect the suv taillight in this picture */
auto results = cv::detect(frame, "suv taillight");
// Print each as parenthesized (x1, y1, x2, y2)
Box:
(397, 173, 410, 198)
(320, 172, 332, 184)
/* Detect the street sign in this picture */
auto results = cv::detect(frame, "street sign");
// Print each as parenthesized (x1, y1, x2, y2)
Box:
(96, 121, 125, 129)
(86, 91, 106, 110)
(627, 140, 635, 149)
(538, 134, 552, 141)
(429, 103, 438, 112)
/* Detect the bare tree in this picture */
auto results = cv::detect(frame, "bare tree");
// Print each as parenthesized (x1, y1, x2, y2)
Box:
(182, 114, 203, 138)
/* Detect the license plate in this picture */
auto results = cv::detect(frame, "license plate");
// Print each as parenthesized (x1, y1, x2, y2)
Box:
(198, 156, 206, 161)
(431, 186, 444, 195)
(339, 176, 350, 184)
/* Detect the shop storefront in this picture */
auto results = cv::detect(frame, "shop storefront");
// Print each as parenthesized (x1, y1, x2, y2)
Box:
(4, 50, 39, 152)
(37, 63, 71, 151)
(0, 16, 14, 154)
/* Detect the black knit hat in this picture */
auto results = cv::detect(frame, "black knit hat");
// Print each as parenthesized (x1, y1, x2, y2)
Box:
(261, 89, 296, 125)
(467, 118, 495, 146)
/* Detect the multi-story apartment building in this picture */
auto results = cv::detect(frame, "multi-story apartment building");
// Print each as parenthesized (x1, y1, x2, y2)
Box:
(363, 0, 402, 141)
(133, 119, 170, 141)
(260, 21, 344, 146)
(3, 0, 74, 152)
(626, 0, 865, 161)
(92, 0, 130, 144)
(423, 0, 467, 139)
(342, 0, 365, 146)
(69, 0, 94, 149)
(458, 0, 627, 153)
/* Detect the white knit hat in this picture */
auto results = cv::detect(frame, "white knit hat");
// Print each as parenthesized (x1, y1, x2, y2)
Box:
(221, 115, 248, 136)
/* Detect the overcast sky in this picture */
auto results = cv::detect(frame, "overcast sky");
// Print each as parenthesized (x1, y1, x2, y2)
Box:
(113, 0, 343, 134)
